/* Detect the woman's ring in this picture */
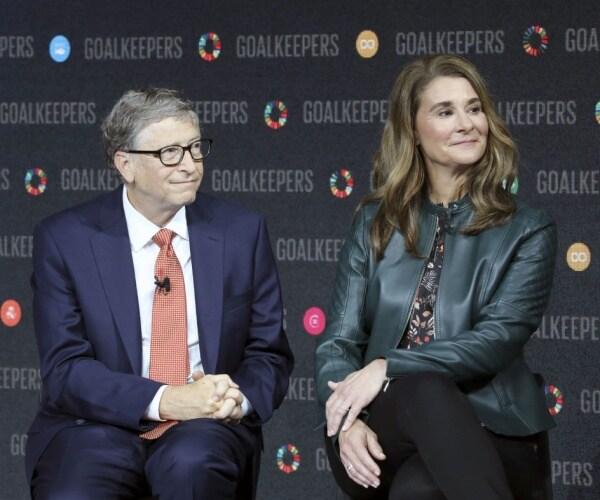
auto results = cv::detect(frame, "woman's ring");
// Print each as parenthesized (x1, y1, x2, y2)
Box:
(346, 463, 354, 471)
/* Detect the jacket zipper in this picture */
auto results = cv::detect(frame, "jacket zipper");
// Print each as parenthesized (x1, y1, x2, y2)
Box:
(390, 215, 439, 355)
(434, 209, 454, 340)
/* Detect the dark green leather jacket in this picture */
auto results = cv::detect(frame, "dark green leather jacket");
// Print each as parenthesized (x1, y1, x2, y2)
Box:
(315, 195, 557, 436)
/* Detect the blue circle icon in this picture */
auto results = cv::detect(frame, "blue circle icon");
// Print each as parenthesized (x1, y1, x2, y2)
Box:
(49, 35, 71, 62)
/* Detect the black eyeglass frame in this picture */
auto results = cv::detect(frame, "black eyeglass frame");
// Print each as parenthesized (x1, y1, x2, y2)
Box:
(125, 138, 212, 166)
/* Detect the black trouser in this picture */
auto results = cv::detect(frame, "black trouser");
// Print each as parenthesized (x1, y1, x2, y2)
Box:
(326, 372, 537, 500)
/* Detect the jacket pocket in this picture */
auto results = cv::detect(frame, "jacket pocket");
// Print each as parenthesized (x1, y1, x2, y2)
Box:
(491, 364, 522, 409)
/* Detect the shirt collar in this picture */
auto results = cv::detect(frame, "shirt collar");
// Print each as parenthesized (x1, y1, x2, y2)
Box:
(122, 186, 189, 252)
(422, 190, 472, 217)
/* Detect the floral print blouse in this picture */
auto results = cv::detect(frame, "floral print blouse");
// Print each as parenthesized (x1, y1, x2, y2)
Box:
(399, 215, 450, 349)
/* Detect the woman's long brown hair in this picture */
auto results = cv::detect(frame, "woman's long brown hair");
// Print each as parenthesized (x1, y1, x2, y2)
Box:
(361, 54, 518, 260)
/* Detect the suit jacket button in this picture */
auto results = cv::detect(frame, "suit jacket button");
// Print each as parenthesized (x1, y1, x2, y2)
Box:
(75, 419, 86, 425)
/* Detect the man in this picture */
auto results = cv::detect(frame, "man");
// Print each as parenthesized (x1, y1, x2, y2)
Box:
(25, 88, 294, 499)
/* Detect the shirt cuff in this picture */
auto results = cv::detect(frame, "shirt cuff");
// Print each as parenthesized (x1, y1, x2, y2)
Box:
(144, 385, 168, 421)
(241, 394, 254, 416)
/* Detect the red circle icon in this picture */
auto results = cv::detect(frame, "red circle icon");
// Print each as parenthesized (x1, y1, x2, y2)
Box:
(1, 299, 22, 327)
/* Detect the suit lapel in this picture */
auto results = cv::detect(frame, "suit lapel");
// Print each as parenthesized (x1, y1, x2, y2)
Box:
(89, 187, 143, 374)
(187, 198, 224, 375)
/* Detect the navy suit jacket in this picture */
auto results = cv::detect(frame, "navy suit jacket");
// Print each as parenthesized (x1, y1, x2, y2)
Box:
(25, 186, 293, 481)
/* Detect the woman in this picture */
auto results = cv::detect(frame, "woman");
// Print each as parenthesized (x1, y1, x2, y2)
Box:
(315, 54, 557, 499)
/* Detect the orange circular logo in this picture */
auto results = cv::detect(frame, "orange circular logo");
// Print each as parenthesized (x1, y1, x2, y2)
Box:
(566, 242, 591, 272)
(1, 299, 22, 327)
(356, 30, 379, 58)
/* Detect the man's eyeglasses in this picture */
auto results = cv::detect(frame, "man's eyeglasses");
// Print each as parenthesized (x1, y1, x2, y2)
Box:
(126, 138, 212, 167)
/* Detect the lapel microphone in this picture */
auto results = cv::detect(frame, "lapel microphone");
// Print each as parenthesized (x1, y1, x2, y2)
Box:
(154, 276, 171, 293)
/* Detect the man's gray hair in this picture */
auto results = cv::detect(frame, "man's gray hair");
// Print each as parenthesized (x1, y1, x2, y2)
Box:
(101, 88, 199, 175)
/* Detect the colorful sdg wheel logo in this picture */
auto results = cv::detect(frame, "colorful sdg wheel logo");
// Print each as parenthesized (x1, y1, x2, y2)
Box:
(276, 443, 301, 474)
(522, 25, 548, 56)
(25, 167, 47, 196)
(330, 169, 354, 198)
(264, 100, 288, 130)
(198, 32, 221, 61)
(545, 384, 564, 416)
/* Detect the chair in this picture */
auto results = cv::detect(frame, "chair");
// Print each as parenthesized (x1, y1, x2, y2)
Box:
(530, 373, 553, 500)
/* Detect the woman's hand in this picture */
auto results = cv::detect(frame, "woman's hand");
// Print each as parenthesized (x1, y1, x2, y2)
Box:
(325, 358, 386, 436)
(338, 419, 386, 489)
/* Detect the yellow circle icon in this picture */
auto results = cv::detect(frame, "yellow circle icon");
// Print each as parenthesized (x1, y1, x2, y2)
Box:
(356, 30, 379, 58)
(566, 242, 591, 272)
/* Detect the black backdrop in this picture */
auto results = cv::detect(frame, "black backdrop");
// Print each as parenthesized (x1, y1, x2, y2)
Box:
(1, 2, 598, 499)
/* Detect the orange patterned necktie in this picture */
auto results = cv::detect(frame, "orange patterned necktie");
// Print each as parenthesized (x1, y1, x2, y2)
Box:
(140, 228, 189, 440)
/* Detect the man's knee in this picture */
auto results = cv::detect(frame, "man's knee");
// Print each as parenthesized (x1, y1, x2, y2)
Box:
(146, 420, 251, 490)
(31, 477, 110, 500)
(159, 420, 246, 463)
(30, 424, 146, 499)
(158, 442, 242, 479)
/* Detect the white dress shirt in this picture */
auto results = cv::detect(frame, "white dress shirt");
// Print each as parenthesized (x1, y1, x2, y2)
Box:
(123, 187, 201, 420)
(122, 187, 250, 421)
